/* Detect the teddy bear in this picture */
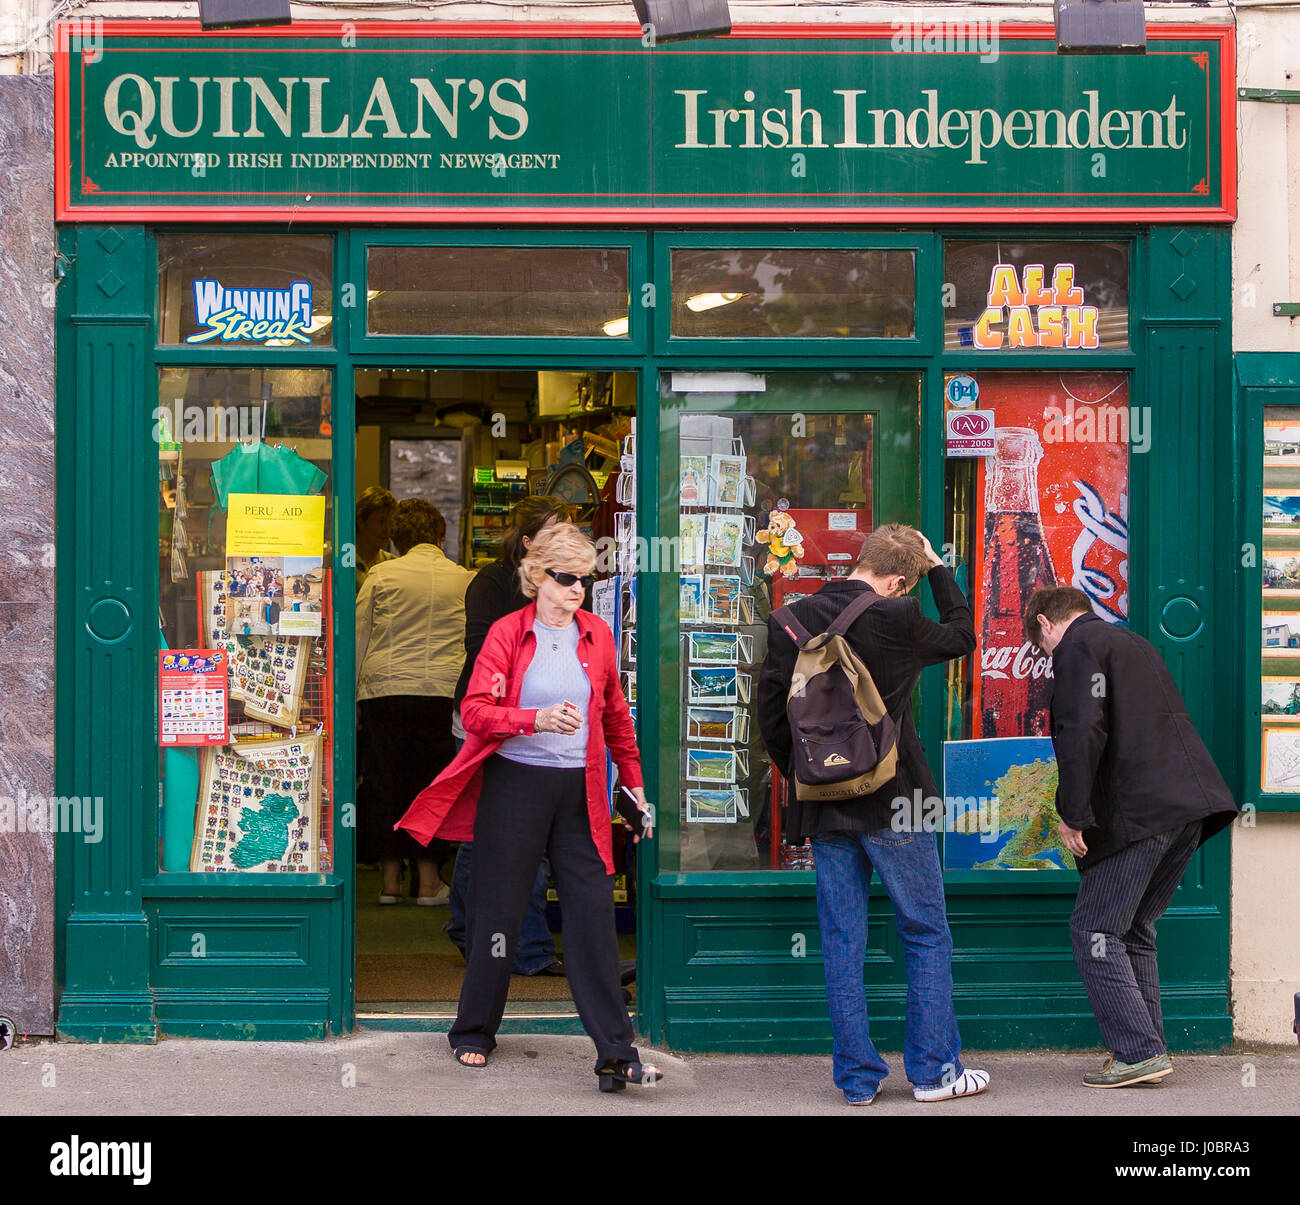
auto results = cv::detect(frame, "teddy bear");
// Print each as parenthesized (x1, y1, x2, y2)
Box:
(756, 508, 805, 579)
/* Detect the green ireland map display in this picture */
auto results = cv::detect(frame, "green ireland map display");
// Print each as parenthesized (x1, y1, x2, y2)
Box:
(945, 739, 1076, 871)
(229, 794, 299, 869)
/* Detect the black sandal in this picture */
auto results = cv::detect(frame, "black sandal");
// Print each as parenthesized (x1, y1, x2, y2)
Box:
(596, 1059, 663, 1093)
(453, 1047, 488, 1069)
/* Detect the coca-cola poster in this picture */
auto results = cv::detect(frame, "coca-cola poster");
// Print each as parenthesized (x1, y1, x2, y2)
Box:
(961, 372, 1131, 738)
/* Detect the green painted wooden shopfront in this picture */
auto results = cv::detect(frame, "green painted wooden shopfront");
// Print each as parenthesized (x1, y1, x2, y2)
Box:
(53, 22, 1238, 1048)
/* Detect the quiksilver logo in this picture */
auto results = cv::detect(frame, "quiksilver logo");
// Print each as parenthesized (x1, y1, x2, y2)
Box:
(823, 753, 850, 767)
(49, 1135, 151, 1185)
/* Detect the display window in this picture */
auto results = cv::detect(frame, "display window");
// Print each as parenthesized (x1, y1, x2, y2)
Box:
(156, 366, 335, 875)
(668, 247, 916, 340)
(1258, 405, 1300, 796)
(158, 234, 335, 348)
(660, 371, 920, 872)
(364, 244, 632, 338)
(944, 239, 1130, 351)
(941, 370, 1130, 871)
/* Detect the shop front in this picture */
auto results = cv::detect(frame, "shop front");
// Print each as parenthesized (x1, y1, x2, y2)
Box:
(52, 20, 1238, 1048)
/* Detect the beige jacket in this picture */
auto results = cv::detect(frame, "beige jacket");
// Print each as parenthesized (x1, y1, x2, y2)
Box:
(356, 544, 475, 700)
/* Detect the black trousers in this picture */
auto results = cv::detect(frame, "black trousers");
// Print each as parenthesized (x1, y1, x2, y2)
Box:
(357, 694, 454, 866)
(1069, 819, 1203, 1064)
(449, 755, 637, 1067)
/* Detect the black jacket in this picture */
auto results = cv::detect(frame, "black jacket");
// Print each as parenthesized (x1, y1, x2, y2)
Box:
(452, 558, 524, 708)
(1048, 612, 1238, 870)
(757, 568, 976, 839)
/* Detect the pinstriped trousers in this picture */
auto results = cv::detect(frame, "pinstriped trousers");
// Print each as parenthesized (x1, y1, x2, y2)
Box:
(1069, 819, 1203, 1064)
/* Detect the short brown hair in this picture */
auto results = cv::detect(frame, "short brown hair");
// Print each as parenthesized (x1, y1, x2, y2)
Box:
(1024, 586, 1091, 648)
(855, 523, 931, 590)
(391, 498, 446, 554)
(356, 485, 397, 524)
(519, 523, 597, 599)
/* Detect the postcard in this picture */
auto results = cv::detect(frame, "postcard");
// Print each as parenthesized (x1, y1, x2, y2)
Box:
(689, 631, 740, 665)
(705, 513, 745, 567)
(679, 514, 706, 569)
(711, 454, 746, 508)
(680, 456, 708, 507)
(686, 789, 739, 825)
(688, 665, 738, 703)
(680, 574, 705, 624)
(706, 575, 742, 624)
(686, 749, 739, 784)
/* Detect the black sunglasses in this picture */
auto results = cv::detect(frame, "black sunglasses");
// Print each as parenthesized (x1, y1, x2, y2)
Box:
(546, 568, 595, 590)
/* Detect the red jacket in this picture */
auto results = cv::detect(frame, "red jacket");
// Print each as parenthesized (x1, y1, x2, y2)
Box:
(395, 602, 643, 875)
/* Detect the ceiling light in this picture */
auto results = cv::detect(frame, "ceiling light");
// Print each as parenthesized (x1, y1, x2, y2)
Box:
(685, 291, 745, 313)
(602, 316, 630, 337)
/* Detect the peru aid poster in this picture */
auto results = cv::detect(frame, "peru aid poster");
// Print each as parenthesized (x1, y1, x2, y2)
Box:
(963, 372, 1131, 738)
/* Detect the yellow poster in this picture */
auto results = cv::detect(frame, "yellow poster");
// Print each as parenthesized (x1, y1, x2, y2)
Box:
(226, 494, 326, 557)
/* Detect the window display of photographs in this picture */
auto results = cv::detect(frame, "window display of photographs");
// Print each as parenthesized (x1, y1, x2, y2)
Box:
(680, 455, 708, 507)
(202, 570, 309, 728)
(1262, 678, 1300, 722)
(686, 748, 749, 784)
(711, 454, 746, 507)
(1264, 492, 1300, 528)
(687, 706, 750, 744)
(1262, 551, 1300, 597)
(1262, 726, 1300, 791)
(705, 575, 742, 624)
(1262, 614, 1300, 654)
(704, 513, 745, 567)
(279, 556, 324, 637)
(680, 574, 705, 623)
(1264, 419, 1300, 465)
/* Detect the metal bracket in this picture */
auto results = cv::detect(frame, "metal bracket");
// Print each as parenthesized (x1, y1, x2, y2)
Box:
(1274, 304, 1300, 318)
(1239, 87, 1300, 103)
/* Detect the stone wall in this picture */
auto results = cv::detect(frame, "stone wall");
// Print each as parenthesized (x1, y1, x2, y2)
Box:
(0, 73, 55, 1037)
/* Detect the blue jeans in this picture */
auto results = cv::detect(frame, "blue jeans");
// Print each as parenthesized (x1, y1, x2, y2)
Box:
(812, 827, 965, 1101)
(447, 842, 557, 975)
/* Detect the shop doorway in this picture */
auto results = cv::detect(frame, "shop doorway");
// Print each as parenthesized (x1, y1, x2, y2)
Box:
(351, 368, 639, 1023)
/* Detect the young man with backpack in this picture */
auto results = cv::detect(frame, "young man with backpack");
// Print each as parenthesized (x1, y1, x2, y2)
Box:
(757, 523, 989, 1106)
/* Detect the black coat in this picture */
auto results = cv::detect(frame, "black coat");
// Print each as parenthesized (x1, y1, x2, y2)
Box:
(757, 568, 976, 839)
(452, 558, 524, 708)
(1048, 612, 1238, 870)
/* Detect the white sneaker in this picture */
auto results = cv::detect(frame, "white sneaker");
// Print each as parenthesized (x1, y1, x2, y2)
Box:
(416, 885, 451, 906)
(913, 1068, 990, 1102)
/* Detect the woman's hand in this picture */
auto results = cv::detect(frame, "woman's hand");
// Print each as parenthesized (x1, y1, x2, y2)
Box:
(534, 702, 583, 735)
(625, 786, 654, 842)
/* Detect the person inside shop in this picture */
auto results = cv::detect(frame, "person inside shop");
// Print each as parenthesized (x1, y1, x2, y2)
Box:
(445, 493, 571, 976)
(396, 523, 660, 1091)
(1024, 585, 1238, 1088)
(356, 485, 397, 587)
(356, 498, 475, 905)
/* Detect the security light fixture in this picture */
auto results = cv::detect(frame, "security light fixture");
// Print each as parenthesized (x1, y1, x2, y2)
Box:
(199, 0, 291, 31)
(630, 0, 731, 44)
(1053, 0, 1146, 54)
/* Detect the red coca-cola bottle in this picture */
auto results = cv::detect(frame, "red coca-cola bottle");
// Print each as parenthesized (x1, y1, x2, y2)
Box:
(980, 427, 1057, 737)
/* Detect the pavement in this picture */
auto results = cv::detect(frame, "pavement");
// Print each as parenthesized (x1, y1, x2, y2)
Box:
(3, 1031, 1297, 1116)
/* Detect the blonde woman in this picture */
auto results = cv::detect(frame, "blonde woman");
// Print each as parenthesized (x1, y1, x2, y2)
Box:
(397, 523, 660, 1092)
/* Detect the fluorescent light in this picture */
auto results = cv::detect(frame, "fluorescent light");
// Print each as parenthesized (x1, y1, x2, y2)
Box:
(602, 316, 629, 337)
(685, 291, 745, 313)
